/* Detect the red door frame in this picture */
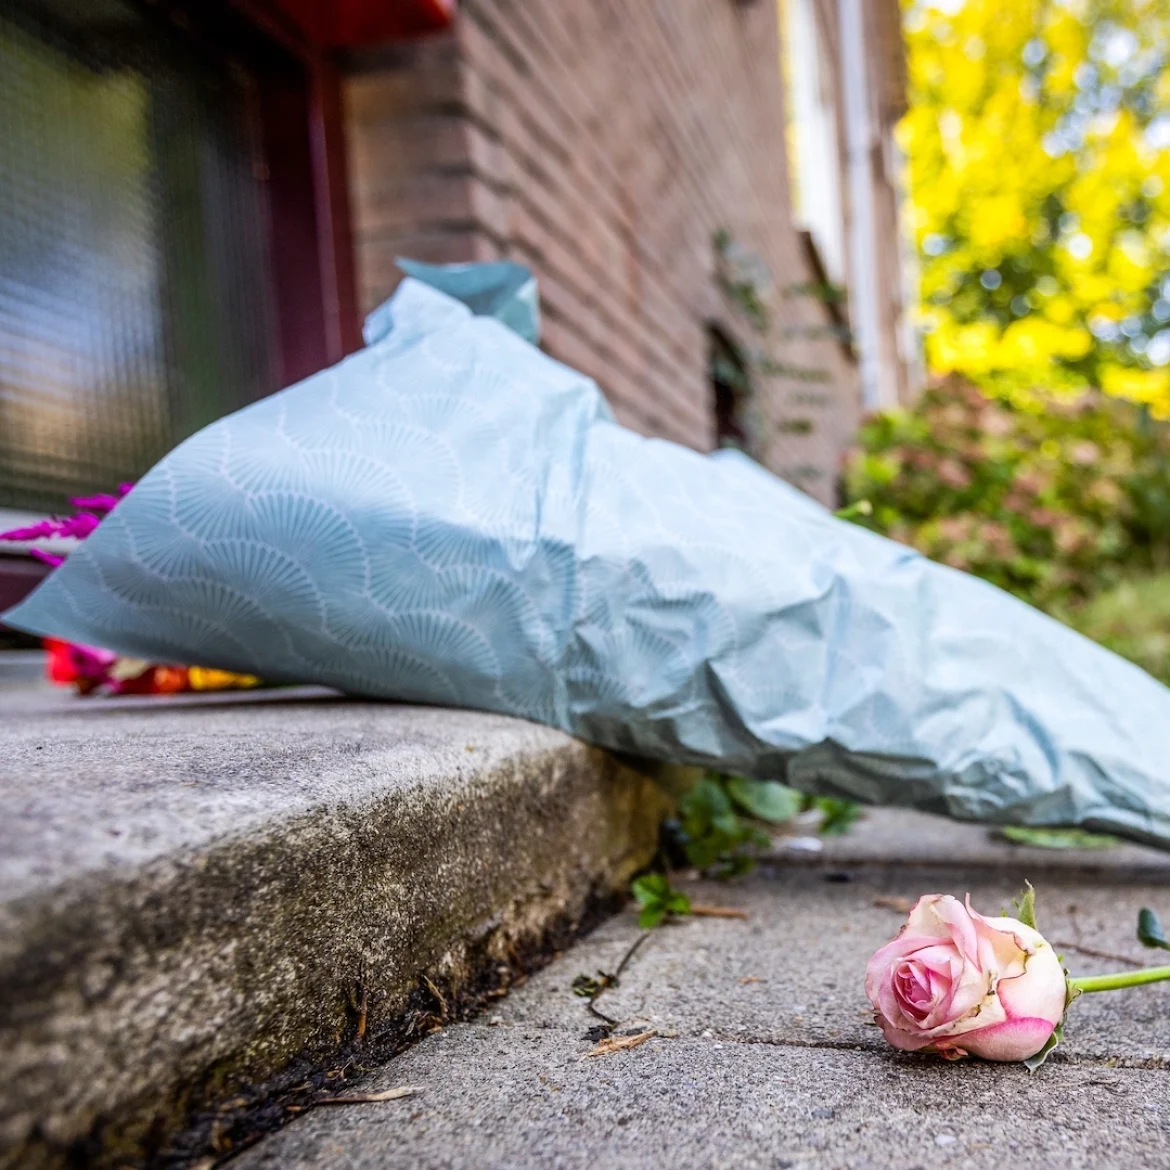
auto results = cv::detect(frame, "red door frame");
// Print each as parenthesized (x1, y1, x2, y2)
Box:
(169, 0, 366, 376)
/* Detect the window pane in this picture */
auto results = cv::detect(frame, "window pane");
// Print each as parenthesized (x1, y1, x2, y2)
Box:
(782, 0, 846, 284)
(0, 0, 277, 512)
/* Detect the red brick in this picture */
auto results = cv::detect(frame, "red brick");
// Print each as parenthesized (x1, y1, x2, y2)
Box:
(339, 0, 880, 501)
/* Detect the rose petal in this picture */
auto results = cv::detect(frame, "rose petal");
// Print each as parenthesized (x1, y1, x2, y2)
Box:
(922, 958, 988, 1032)
(951, 1015, 1057, 1062)
(865, 933, 944, 1003)
(967, 897, 1029, 980)
(928, 895, 980, 964)
(875, 1016, 933, 1053)
(996, 944, 1067, 1027)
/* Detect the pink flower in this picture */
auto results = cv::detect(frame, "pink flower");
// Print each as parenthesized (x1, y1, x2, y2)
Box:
(936, 458, 972, 490)
(57, 513, 102, 539)
(0, 512, 100, 542)
(67, 643, 119, 680)
(0, 482, 133, 564)
(865, 894, 1067, 1062)
(69, 483, 132, 514)
(0, 520, 61, 542)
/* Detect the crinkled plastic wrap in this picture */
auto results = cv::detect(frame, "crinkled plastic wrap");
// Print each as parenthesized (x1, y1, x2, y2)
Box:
(7, 262, 1170, 847)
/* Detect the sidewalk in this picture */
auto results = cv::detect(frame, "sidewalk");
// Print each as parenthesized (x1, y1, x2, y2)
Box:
(233, 816, 1170, 1170)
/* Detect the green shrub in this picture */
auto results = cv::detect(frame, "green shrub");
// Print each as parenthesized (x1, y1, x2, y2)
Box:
(844, 378, 1170, 613)
(1060, 574, 1170, 685)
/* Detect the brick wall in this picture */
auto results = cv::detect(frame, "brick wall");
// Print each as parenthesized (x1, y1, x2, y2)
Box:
(341, 0, 864, 504)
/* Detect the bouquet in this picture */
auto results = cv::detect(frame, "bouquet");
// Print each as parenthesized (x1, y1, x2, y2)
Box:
(4, 259, 1170, 846)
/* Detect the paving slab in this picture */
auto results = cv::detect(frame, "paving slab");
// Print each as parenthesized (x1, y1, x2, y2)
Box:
(234, 863, 1170, 1170)
(235, 1035, 1170, 1170)
(491, 867, 1170, 1065)
(0, 689, 668, 1168)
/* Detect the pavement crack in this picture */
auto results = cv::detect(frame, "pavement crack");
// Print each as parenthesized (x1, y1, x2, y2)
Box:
(692, 1033, 883, 1054)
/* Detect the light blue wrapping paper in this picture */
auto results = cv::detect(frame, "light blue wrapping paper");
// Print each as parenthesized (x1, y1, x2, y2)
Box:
(7, 262, 1170, 847)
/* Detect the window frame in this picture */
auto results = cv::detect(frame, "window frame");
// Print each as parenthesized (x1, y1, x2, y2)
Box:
(782, 0, 847, 287)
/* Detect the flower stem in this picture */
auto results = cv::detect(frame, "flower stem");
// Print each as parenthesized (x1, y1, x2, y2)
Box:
(1068, 965, 1170, 994)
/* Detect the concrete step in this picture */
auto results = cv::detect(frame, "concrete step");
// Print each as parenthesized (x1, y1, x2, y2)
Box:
(0, 650, 48, 689)
(0, 688, 669, 1169)
(230, 860, 1170, 1170)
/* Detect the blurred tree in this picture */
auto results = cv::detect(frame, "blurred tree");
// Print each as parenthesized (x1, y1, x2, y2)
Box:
(902, 0, 1170, 413)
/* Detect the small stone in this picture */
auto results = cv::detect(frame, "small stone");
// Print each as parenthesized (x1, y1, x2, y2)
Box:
(784, 836, 823, 854)
(935, 1134, 957, 1147)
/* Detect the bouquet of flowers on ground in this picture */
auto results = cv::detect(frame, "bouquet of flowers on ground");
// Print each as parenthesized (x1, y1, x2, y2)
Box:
(3, 259, 1170, 850)
(1, 487, 259, 696)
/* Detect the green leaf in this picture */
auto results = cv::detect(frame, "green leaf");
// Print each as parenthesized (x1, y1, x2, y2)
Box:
(677, 773, 765, 875)
(678, 779, 730, 848)
(728, 854, 759, 878)
(631, 874, 669, 906)
(834, 499, 874, 523)
(1023, 1019, 1064, 1071)
(684, 831, 733, 870)
(631, 872, 691, 929)
(572, 973, 605, 998)
(726, 776, 803, 824)
(1012, 881, 1038, 931)
(1137, 907, 1170, 951)
(999, 826, 1121, 850)
(638, 903, 666, 930)
(814, 797, 861, 836)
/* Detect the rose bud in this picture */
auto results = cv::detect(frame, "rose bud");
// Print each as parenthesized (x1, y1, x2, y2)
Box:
(865, 893, 1067, 1062)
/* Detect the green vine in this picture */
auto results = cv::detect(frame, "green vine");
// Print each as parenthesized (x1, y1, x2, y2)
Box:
(712, 229, 843, 449)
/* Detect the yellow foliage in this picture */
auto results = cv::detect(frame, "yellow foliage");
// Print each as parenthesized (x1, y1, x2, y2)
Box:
(903, 0, 1170, 412)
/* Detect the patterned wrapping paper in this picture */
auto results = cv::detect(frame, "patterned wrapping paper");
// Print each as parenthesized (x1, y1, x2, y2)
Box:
(7, 261, 1170, 847)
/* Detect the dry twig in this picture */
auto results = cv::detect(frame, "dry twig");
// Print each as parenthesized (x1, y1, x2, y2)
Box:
(315, 1087, 421, 1105)
(689, 904, 748, 920)
(422, 974, 449, 1022)
(1049, 941, 1144, 968)
(872, 896, 915, 914)
(584, 931, 654, 1028)
(582, 1030, 656, 1059)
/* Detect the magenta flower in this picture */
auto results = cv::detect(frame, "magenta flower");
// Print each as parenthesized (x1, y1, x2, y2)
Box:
(0, 482, 133, 560)
(69, 483, 132, 514)
(0, 514, 98, 543)
(28, 549, 65, 568)
(0, 520, 61, 542)
(67, 643, 119, 678)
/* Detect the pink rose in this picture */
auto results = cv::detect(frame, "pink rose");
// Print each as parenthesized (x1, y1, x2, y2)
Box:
(865, 894, 1067, 1062)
